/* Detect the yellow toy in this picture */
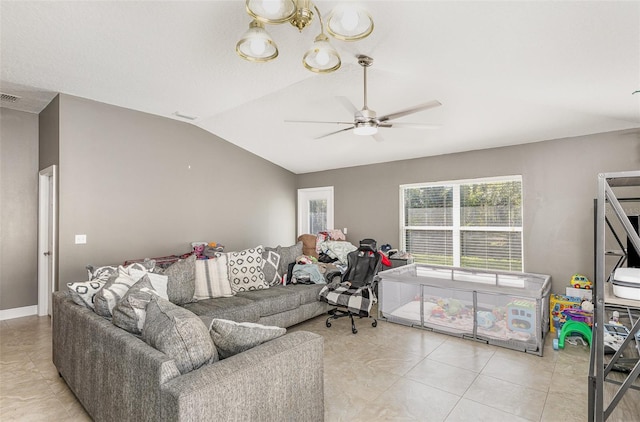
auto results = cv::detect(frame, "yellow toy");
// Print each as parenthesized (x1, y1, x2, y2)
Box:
(570, 274, 592, 289)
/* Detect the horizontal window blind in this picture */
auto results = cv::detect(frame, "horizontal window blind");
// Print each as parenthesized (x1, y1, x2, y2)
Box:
(401, 177, 523, 271)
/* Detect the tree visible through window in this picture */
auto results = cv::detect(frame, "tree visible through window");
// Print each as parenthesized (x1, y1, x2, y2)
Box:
(401, 176, 523, 271)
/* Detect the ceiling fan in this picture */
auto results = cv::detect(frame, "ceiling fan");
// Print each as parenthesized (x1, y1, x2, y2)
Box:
(286, 55, 442, 142)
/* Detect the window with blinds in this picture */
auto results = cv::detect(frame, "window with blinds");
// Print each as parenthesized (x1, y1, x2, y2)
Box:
(401, 176, 523, 271)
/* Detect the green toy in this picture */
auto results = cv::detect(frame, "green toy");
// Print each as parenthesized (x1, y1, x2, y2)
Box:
(553, 320, 592, 350)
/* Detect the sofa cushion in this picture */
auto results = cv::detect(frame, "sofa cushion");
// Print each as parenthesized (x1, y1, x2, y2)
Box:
(142, 296, 217, 374)
(67, 280, 105, 310)
(207, 318, 286, 359)
(194, 255, 234, 300)
(285, 283, 327, 305)
(236, 286, 301, 317)
(112, 275, 158, 335)
(94, 267, 139, 318)
(261, 249, 281, 286)
(164, 254, 196, 305)
(183, 296, 261, 323)
(226, 246, 268, 293)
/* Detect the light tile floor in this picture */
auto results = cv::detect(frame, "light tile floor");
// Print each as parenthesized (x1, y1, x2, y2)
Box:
(1, 313, 639, 421)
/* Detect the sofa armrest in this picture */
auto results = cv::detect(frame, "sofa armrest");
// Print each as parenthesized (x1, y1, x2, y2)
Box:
(53, 292, 181, 421)
(160, 331, 324, 421)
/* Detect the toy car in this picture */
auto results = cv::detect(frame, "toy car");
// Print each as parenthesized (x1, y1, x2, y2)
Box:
(571, 274, 592, 289)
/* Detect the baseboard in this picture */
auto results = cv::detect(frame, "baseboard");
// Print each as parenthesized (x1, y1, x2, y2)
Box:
(0, 305, 38, 321)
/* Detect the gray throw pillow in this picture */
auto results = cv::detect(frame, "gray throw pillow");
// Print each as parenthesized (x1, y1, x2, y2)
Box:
(261, 249, 281, 286)
(142, 296, 217, 374)
(164, 254, 196, 305)
(207, 318, 286, 359)
(94, 268, 139, 318)
(112, 275, 158, 335)
(266, 242, 302, 276)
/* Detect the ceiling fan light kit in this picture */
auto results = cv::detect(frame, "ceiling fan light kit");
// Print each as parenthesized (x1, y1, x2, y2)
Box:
(238, 0, 373, 73)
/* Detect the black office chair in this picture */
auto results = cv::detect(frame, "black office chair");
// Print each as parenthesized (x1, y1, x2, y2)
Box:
(319, 242, 382, 334)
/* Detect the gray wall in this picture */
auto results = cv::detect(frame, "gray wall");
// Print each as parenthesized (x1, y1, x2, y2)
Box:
(0, 108, 39, 310)
(55, 94, 297, 287)
(297, 130, 640, 293)
(39, 95, 60, 169)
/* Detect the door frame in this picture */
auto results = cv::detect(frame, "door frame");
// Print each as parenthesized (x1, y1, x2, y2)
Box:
(297, 186, 334, 237)
(38, 165, 57, 316)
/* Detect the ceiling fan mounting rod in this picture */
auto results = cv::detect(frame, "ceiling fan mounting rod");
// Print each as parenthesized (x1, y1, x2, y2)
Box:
(357, 55, 373, 110)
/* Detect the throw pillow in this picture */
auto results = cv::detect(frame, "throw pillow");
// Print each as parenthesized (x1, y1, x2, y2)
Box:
(193, 255, 234, 300)
(164, 254, 196, 305)
(67, 280, 105, 309)
(207, 318, 286, 359)
(266, 242, 303, 276)
(261, 249, 281, 286)
(226, 246, 268, 293)
(112, 275, 158, 335)
(142, 296, 217, 374)
(86, 260, 156, 281)
(93, 267, 138, 318)
(129, 269, 169, 300)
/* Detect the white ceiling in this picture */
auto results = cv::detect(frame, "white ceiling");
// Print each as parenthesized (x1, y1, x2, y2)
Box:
(2, 1, 639, 174)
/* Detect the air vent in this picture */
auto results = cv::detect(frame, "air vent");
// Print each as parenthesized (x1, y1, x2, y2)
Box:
(1, 93, 20, 103)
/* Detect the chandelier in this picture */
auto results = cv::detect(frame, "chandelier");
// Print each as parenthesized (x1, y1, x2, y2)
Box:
(236, 0, 374, 73)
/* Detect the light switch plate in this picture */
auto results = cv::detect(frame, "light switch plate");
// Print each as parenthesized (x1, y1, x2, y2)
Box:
(75, 234, 87, 244)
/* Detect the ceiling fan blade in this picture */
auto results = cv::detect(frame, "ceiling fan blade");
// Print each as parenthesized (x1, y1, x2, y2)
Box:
(379, 122, 441, 129)
(336, 96, 359, 115)
(314, 126, 355, 139)
(285, 120, 354, 125)
(372, 132, 385, 142)
(378, 100, 442, 122)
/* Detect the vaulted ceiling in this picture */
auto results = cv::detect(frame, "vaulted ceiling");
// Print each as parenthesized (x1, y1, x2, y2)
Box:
(2, 1, 639, 173)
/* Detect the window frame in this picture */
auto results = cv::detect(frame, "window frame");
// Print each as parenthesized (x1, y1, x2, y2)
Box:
(400, 175, 524, 271)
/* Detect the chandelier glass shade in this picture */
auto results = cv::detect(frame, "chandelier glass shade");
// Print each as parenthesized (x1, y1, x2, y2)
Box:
(326, 5, 374, 41)
(303, 33, 341, 73)
(237, 0, 373, 73)
(236, 20, 279, 62)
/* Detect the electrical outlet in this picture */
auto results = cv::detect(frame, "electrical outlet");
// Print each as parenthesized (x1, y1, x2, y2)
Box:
(75, 234, 87, 244)
(343, 227, 348, 235)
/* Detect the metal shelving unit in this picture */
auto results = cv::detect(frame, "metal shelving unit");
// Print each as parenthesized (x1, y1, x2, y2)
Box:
(590, 171, 640, 421)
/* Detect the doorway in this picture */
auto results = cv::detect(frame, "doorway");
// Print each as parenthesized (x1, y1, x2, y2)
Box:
(38, 165, 57, 316)
(297, 186, 334, 237)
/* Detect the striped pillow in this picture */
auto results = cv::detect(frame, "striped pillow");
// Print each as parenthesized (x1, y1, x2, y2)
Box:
(194, 255, 234, 300)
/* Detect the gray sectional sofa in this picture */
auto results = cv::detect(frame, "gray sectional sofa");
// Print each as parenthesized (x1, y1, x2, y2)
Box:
(52, 282, 331, 421)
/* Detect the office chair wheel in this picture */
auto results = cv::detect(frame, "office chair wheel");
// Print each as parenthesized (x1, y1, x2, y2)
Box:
(372, 320, 377, 327)
(352, 328, 358, 334)
(326, 321, 332, 328)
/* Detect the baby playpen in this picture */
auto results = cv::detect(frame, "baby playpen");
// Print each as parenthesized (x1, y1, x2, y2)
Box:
(378, 264, 552, 355)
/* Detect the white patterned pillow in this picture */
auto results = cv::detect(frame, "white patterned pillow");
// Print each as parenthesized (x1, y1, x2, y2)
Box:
(226, 246, 268, 293)
(194, 255, 234, 299)
(86, 260, 155, 281)
(261, 249, 281, 286)
(129, 269, 169, 300)
(93, 267, 139, 318)
(112, 275, 159, 335)
(67, 280, 105, 309)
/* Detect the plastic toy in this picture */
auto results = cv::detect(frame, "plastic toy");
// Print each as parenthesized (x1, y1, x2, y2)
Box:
(477, 311, 496, 329)
(553, 320, 592, 350)
(570, 274, 592, 289)
(550, 294, 582, 333)
(507, 300, 536, 334)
